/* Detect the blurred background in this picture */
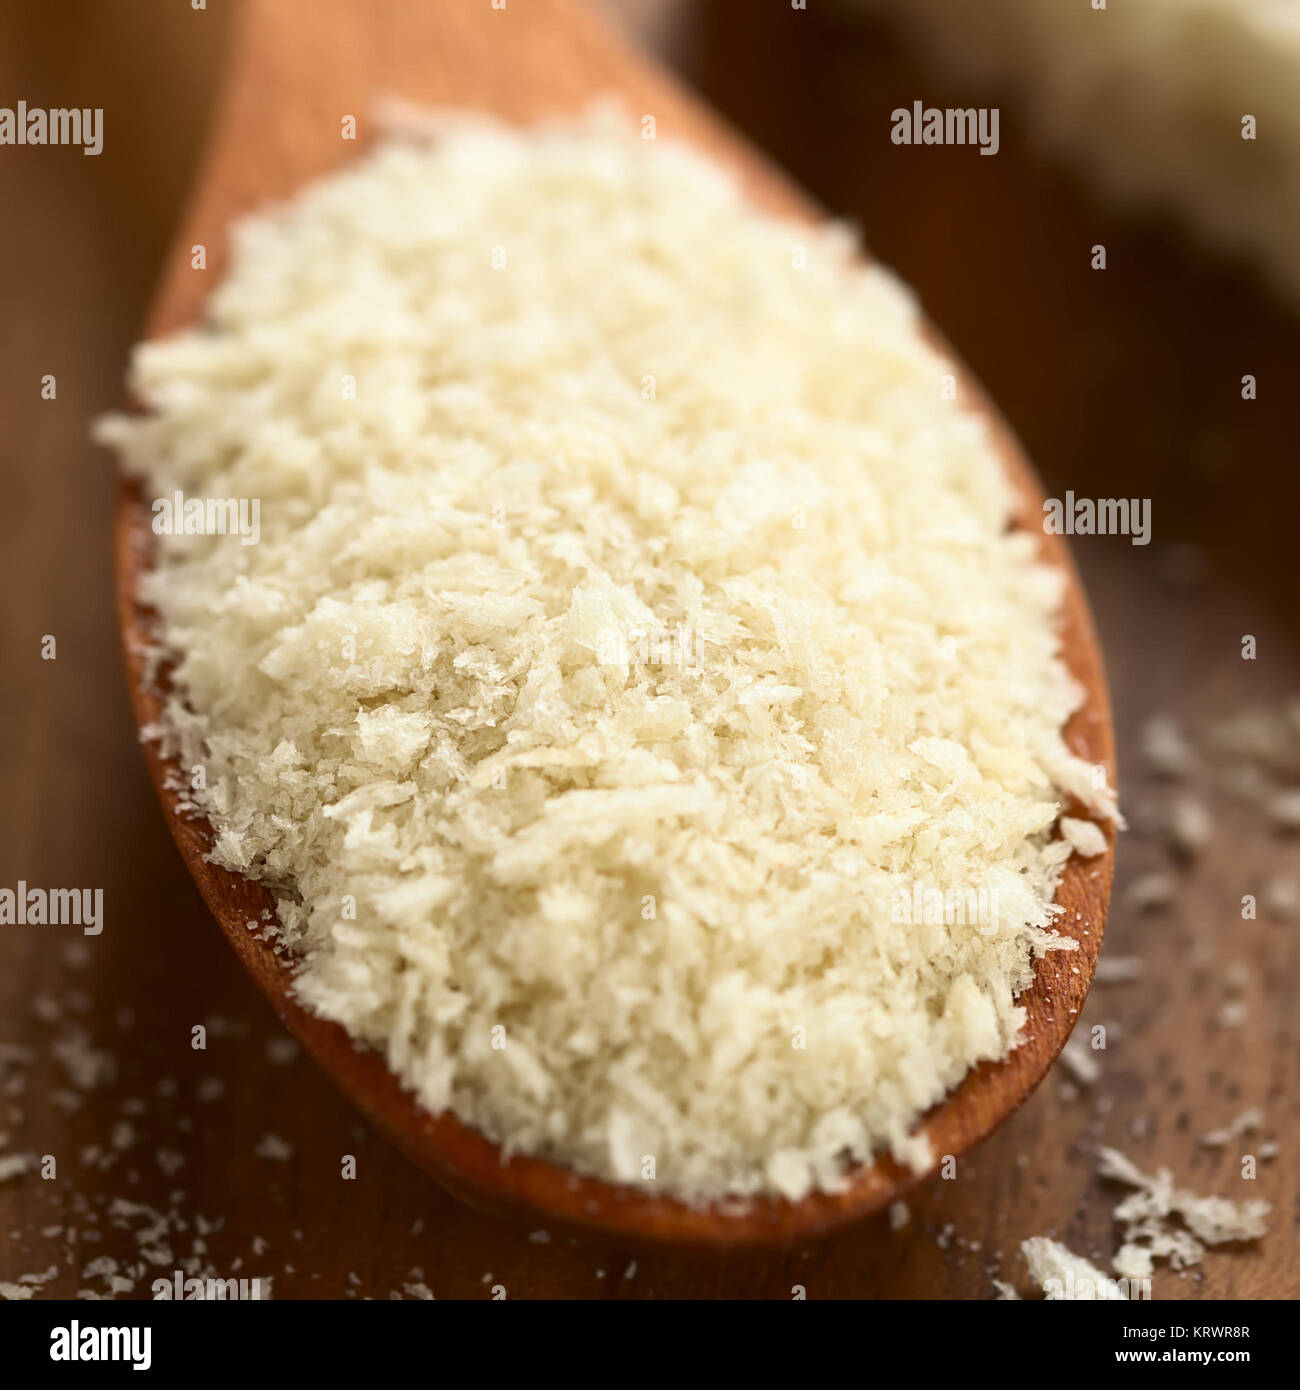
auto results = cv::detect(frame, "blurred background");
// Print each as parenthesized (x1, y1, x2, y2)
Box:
(1, 0, 1295, 1299)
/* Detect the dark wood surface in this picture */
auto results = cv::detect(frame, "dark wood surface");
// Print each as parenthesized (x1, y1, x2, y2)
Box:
(1, 0, 1296, 1298)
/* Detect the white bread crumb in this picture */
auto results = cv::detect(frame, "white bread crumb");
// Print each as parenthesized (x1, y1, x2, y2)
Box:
(1094, 956, 1143, 985)
(1126, 872, 1175, 914)
(1262, 877, 1299, 921)
(1168, 795, 1213, 857)
(1140, 715, 1195, 779)
(1059, 1036, 1102, 1086)
(1199, 1108, 1263, 1149)
(1021, 1237, 1128, 1300)
(1098, 1144, 1270, 1278)
(1060, 817, 1108, 859)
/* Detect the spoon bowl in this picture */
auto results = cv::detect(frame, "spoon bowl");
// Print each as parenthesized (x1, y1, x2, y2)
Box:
(115, 0, 1115, 1246)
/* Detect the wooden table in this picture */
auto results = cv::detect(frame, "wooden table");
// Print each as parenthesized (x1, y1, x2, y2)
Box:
(1, 0, 1296, 1299)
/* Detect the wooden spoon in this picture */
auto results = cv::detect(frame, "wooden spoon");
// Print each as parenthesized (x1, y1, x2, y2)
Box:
(114, 0, 1115, 1246)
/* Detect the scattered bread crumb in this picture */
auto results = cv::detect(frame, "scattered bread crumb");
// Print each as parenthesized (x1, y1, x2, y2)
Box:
(1199, 1108, 1262, 1149)
(0, 1152, 32, 1182)
(1267, 790, 1300, 830)
(1098, 1145, 1270, 1281)
(1059, 1036, 1102, 1086)
(1094, 955, 1143, 985)
(1125, 872, 1175, 913)
(1262, 876, 1298, 921)
(1168, 795, 1213, 857)
(1021, 1237, 1127, 1300)
(1060, 816, 1108, 859)
(1140, 715, 1194, 779)
(254, 1134, 293, 1162)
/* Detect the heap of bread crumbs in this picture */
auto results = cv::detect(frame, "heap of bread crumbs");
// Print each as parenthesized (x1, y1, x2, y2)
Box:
(98, 109, 1115, 1202)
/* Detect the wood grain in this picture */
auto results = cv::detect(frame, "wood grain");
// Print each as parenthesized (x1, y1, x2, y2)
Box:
(114, 0, 1112, 1246)
(3, 0, 1294, 1297)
